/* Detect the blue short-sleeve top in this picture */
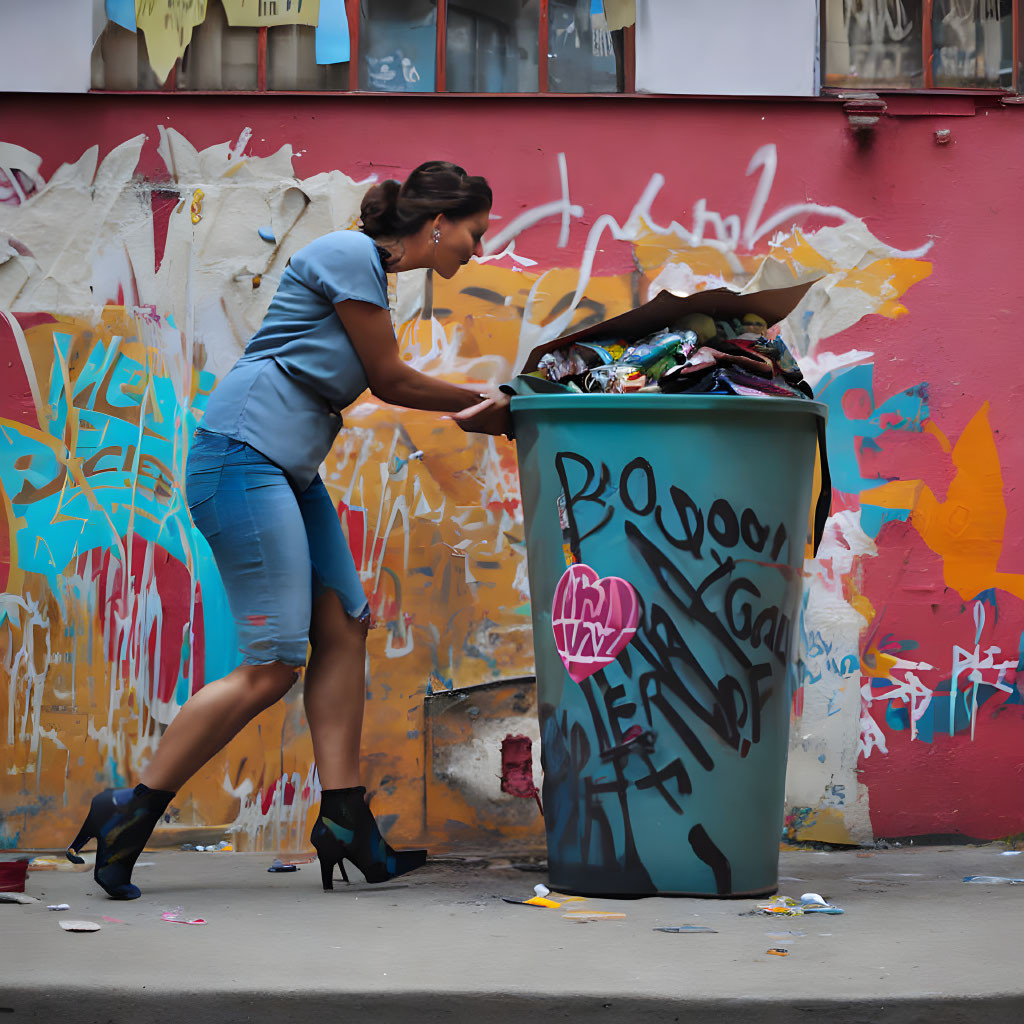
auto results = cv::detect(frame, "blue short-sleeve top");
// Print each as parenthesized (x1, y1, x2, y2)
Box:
(199, 230, 389, 488)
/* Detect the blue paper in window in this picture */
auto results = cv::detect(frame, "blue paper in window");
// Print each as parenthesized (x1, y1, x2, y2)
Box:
(106, 0, 137, 33)
(316, 0, 351, 65)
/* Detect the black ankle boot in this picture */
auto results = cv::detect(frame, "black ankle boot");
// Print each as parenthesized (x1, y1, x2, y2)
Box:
(66, 784, 175, 900)
(311, 786, 427, 890)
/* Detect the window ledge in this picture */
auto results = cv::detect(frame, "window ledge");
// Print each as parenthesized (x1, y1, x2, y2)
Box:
(82, 87, 1024, 108)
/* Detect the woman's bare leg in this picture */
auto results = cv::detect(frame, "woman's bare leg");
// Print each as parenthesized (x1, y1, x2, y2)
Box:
(303, 590, 367, 789)
(140, 662, 300, 792)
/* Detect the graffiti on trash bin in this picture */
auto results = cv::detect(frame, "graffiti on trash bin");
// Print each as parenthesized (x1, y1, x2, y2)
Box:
(551, 564, 639, 684)
(541, 448, 801, 893)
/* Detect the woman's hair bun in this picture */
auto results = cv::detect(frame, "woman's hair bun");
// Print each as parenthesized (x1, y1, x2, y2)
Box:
(359, 179, 401, 238)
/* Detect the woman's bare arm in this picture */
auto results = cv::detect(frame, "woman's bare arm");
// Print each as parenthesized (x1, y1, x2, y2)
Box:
(336, 299, 481, 412)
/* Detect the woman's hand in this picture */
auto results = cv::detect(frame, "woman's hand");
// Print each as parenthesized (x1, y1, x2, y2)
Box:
(451, 394, 514, 439)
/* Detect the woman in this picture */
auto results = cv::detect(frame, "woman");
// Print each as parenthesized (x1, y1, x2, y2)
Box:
(67, 161, 510, 899)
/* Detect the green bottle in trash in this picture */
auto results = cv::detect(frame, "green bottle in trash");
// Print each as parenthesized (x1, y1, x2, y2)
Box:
(510, 285, 826, 897)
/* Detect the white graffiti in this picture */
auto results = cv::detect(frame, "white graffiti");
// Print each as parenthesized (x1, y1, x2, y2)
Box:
(482, 144, 932, 366)
(952, 600, 1018, 741)
(859, 601, 1019, 754)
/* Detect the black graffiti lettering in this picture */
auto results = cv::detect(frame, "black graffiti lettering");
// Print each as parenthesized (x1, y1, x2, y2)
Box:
(578, 676, 612, 753)
(774, 613, 793, 663)
(747, 662, 774, 745)
(635, 592, 749, 754)
(712, 673, 749, 749)
(751, 605, 779, 655)
(625, 521, 781, 758)
(725, 577, 759, 641)
(626, 521, 751, 670)
(654, 485, 705, 557)
(635, 757, 692, 815)
(619, 457, 656, 517)
(708, 498, 739, 548)
(769, 522, 789, 562)
(723, 574, 789, 665)
(688, 823, 732, 896)
(740, 508, 771, 553)
(601, 678, 638, 733)
(555, 451, 614, 551)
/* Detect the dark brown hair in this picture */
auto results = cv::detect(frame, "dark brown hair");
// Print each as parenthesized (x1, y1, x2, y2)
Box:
(360, 161, 492, 240)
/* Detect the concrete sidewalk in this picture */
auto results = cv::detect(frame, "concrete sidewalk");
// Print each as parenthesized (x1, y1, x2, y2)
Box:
(2, 844, 1023, 1023)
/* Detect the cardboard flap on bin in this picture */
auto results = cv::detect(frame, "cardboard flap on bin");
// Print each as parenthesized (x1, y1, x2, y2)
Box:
(520, 280, 818, 373)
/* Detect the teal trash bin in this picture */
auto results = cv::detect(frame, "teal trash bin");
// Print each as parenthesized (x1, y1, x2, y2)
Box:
(512, 393, 826, 898)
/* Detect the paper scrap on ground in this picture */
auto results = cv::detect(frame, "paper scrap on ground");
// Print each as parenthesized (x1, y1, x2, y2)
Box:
(0, 893, 38, 904)
(563, 910, 626, 921)
(501, 895, 562, 909)
(60, 919, 101, 932)
(161, 907, 206, 925)
(47, 903, 70, 911)
(963, 875, 1024, 884)
(654, 925, 717, 933)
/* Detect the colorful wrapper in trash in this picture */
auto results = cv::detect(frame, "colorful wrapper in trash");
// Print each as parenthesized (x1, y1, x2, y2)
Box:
(539, 346, 589, 382)
(644, 354, 677, 382)
(577, 340, 627, 365)
(619, 330, 694, 371)
(582, 366, 623, 394)
(754, 334, 803, 383)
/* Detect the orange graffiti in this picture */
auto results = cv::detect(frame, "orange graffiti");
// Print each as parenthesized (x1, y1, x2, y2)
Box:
(912, 405, 1024, 601)
(866, 404, 1024, 602)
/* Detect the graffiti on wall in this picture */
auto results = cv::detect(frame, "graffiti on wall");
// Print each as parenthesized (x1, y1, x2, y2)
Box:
(1, 119, 1020, 854)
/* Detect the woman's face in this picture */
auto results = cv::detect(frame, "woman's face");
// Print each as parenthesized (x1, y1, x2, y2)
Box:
(433, 209, 490, 279)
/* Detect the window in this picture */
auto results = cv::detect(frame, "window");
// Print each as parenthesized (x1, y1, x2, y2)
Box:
(90, 0, 633, 93)
(823, 0, 1020, 91)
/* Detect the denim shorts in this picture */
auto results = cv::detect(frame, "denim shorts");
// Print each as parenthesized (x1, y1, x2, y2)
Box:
(185, 428, 369, 666)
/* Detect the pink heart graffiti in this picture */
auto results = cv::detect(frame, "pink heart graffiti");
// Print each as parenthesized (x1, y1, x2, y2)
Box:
(551, 563, 640, 684)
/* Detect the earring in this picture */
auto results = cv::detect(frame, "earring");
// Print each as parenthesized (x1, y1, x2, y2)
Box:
(432, 228, 440, 244)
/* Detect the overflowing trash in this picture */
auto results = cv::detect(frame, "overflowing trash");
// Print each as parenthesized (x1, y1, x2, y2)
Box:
(505, 282, 822, 405)
(518, 316, 808, 401)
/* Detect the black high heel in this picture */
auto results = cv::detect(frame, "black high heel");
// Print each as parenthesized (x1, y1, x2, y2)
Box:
(311, 786, 427, 890)
(66, 784, 174, 900)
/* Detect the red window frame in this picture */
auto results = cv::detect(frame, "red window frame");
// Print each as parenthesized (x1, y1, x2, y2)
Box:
(821, 0, 1022, 96)
(152, 0, 636, 94)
